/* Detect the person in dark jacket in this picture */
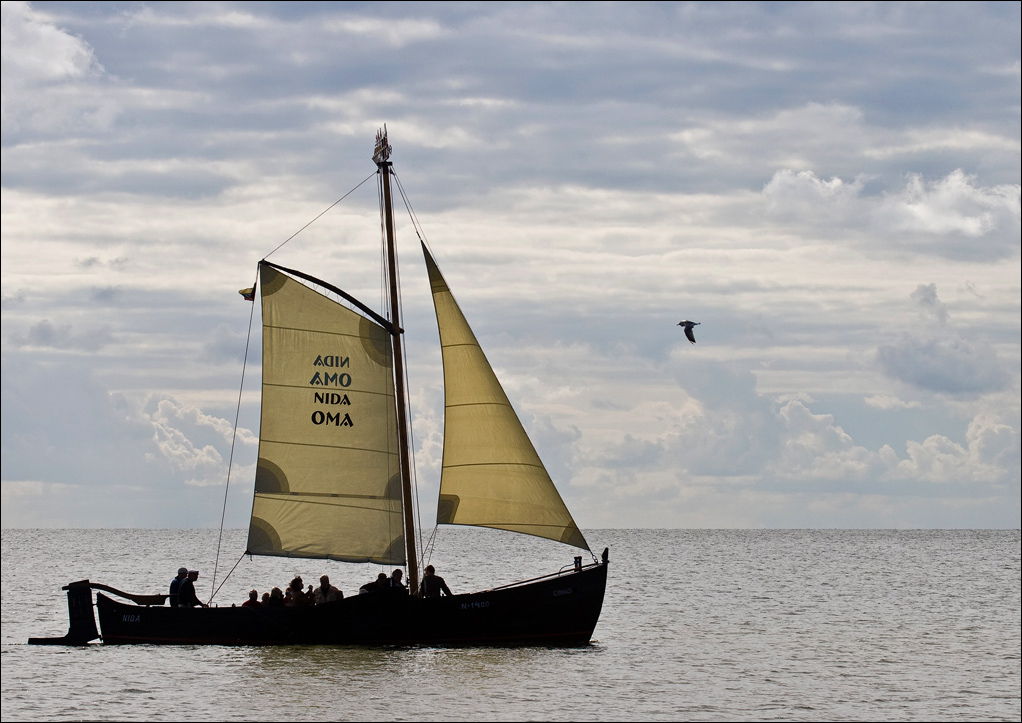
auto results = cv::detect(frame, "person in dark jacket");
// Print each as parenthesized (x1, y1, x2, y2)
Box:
(419, 565, 452, 598)
(168, 567, 187, 607)
(359, 572, 389, 594)
(389, 569, 408, 595)
(178, 569, 207, 608)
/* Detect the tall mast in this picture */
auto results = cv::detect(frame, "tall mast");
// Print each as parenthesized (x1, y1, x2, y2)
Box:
(374, 127, 419, 594)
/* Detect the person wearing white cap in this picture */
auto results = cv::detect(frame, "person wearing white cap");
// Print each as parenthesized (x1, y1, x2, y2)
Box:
(168, 567, 188, 607)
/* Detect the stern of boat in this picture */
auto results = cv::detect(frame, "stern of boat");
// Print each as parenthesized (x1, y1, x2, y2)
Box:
(28, 580, 100, 645)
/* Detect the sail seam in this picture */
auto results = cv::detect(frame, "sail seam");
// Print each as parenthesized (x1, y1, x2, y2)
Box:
(260, 438, 399, 454)
(264, 324, 388, 342)
(252, 497, 402, 513)
(442, 462, 547, 471)
(252, 550, 400, 564)
(255, 492, 399, 501)
(461, 522, 577, 530)
(445, 402, 514, 409)
(263, 382, 392, 397)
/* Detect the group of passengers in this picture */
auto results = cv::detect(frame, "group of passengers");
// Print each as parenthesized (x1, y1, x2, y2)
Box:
(240, 574, 344, 608)
(353, 565, 452, 598)
(169, 564, 452, 609)
(358, 568, 407, 595)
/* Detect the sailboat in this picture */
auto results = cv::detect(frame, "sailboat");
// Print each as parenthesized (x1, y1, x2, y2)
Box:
(29, 129, 608, 647)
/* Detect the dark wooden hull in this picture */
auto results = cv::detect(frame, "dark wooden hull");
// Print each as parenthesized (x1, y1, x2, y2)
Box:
(94, 563, 607, 646)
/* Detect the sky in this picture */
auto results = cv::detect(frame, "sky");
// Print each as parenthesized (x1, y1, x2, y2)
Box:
(1, 1, 1019, 531)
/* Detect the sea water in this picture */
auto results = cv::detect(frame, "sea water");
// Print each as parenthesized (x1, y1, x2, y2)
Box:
(1, 529, 1019, 721)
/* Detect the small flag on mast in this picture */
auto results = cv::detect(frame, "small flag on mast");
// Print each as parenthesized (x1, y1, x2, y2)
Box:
(239, 287, 255, 301)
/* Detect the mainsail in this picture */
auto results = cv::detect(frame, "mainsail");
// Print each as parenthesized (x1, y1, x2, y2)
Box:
(246, 262, 405, 564)
(423, 244, 589, 550)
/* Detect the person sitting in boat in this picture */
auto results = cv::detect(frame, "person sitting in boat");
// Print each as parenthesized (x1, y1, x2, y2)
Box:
(389, 569, 408, 595)
(359, 572, 389, 594)
(168, 566, 188, 607)
(241, 589, 261, 608)
(418, 565, 453, 598)
(313, 575, 343, 604)
(288, 577, 311, 606)
(178, 570, 208, 608)
(266, 587, 285, 607)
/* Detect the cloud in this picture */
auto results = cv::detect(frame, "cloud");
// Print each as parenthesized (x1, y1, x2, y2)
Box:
(763, 168, 1021, 260)
(324, 15, 446, 47)
(1, 2, 1019, 529)
(0, 1, 100, 83)
(0, 359, 256, 491)
(201, 323, 249, 364)
(762, 166, 867, 226)
(673, 103, 872, 169)
(907, 283, 947, 325)
(864, 395, 922, 411)
(897, 407, 1021, 485)
(876, 170, 1021, 245)
(145, 396, 253, 487)
(567, 341, 1017, 527)
(672, 364, 782, 477)
(876, 284, 1012, 396)
(772, 400, 884, 481)
(571, 362, 780, 494)
(9, 319, 114, 351)
(1, 1, 112, 133)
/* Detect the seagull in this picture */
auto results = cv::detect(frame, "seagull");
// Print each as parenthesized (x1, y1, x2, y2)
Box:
(678, 320, 700, 344)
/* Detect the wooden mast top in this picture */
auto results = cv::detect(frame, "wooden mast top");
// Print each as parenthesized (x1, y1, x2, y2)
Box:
(374, 127, 419, 594)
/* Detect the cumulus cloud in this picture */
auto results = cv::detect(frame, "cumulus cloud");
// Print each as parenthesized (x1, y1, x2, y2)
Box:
(763, 168, 1021, 260)
(144, 396, 254, 487)
(573, 363, 780, 489)
(570, 348, 1017, 526)
(772, 400, 882, 481)
(966, 410, 1021, 473)
(675, 366, 781, 477)
(897, 407, 1020, 485)
(1, 1, 113, 132)
(1, 359, 256, 491)
(876, 170, 1021, 247)
(762, 167, 867, 225)
(0, 1, 100, 83)
(876, 284, 1012, 396)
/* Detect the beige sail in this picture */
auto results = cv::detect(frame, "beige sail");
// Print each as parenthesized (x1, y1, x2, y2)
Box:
(246, 263, 405, 564)
(423, 244, 589, 550)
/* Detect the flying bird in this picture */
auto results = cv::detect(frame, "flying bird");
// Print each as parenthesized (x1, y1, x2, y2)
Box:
(678, 320, 700, 344)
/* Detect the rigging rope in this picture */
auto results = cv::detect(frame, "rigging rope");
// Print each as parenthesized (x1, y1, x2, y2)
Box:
(392, 170, 432, 257)
(210, 266, 258, 602)
(263, 172, 376, 260)
(209, 550, 249, 605)
(393, 170, 434, 561)
(210, 171, 377, 601)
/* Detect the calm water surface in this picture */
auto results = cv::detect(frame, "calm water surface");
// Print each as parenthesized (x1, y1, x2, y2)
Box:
(2, 529, 1019, 721)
